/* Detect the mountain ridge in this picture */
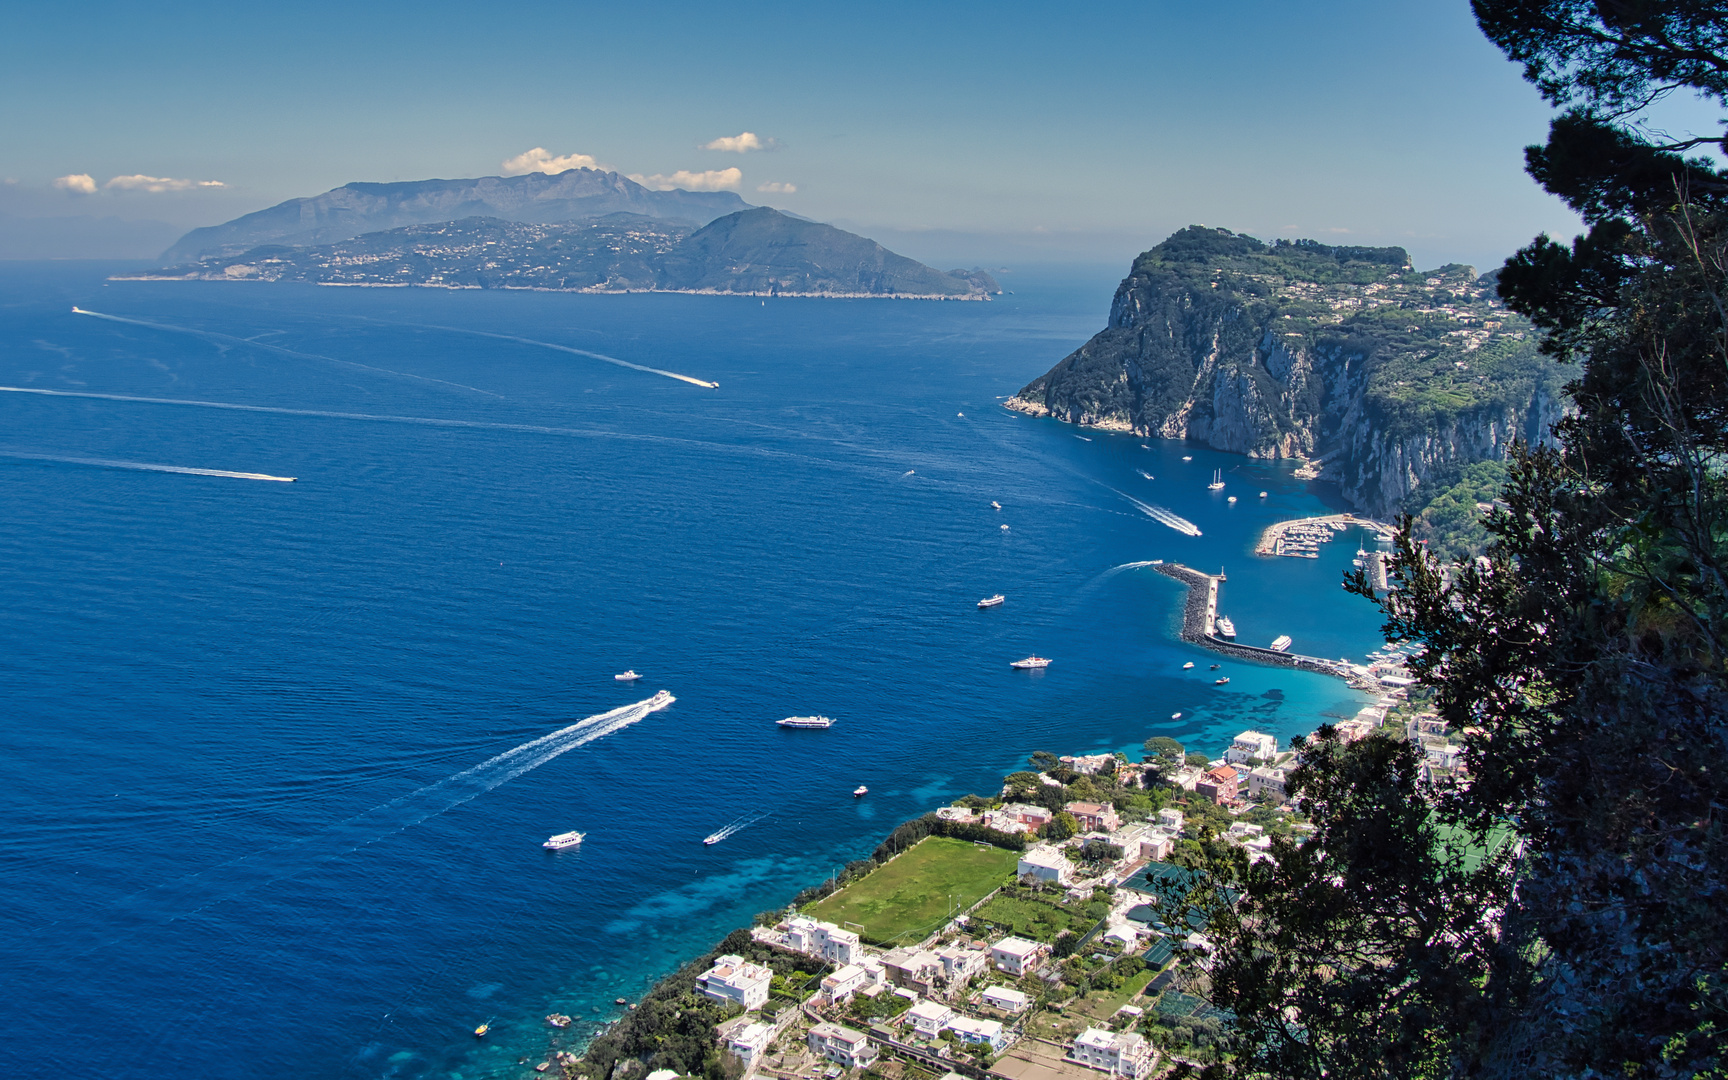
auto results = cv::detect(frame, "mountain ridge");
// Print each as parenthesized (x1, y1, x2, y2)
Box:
(159, 169, 754, 265)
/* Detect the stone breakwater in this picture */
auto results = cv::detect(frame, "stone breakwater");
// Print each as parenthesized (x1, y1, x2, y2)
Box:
(1154, 562, 1362, 682)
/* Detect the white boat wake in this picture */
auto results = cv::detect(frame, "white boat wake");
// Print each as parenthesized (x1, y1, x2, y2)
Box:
(703, 812, 766, 846)
(47, 693, 674, 949)
(414, 323, 720, 389)
(1115, 489, 1202, 536)
(0, 451, 296, 482)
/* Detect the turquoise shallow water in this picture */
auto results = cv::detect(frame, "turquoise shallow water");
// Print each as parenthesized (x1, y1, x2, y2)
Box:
(0, 263, 1381, 1079)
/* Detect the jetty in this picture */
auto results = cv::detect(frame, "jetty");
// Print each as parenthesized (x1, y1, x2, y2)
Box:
(1154, 562, 1371, 684)
(1255, 513, 1395, 557)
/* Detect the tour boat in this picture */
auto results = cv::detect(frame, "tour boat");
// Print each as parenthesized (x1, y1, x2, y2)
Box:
(1010, 656, 1052, 669)
(978, 594, 1005, 608)
(614, 670, 641, 681)
(854, 785, 869, 797)
(1208, 469, 1225, 491)
(778, 715, 834, 729)
(543, 831, 586, 850)
(1270, 635, 1293, 652)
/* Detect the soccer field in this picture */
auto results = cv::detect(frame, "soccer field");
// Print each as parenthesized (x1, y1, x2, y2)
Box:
(806, 836, 1021, 945)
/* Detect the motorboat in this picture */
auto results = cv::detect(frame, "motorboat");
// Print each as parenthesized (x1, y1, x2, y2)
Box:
(1210, 664, 1221, 670)
(978, 594, 1006, 608)
(474, 1023, 490, 1038)
(991, 501, 1001, 510)
(1139, 470, 1154, 480)
(1182, 456, 1192, 461)
(1182, 661, 1194, 669)
(1141, 444, 1151, 449)
(1227, 496, 1237, 503)
(1171, 712, 1182, 719)
(854, 785, 869, 797)
(778, 716, 834, 729)
(1010, 656, 1052, 669)
(1259, 491, 1268, 498)
(1076, 435, 1092, 442)
(614, 670, 641, 681)
(1000, 524, 1010, 531)
(543, 831, 586, 850)
(1215, 677, 1231, 685)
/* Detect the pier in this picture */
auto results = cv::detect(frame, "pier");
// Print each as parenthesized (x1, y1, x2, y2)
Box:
(1154, 562, 1366, 683)
(1255, 513, 1395, 557)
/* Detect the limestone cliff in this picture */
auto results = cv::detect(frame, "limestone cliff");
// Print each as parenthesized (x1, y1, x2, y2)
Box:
(1006, 227, 1567, 518)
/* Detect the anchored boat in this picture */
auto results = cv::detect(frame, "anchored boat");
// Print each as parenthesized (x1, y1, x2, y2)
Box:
(543, 831, 586, 850)
(1010, 656, 1052, 669)
(778, 716, 834, 729)
(978, 594, 1005, 608)
(1270, 635, 1293, 652)
(614, 670, 641, 681)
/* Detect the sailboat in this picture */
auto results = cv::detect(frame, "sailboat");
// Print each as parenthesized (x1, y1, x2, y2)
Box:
(1208, 469, 1225, 491)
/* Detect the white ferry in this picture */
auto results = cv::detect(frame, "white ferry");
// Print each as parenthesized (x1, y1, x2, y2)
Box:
(1270, 635, 1293, 652)
(543, 831, 586, 850)
(1215, 615, 1236, 640)
(615, 670, 641, 681)
(978, 594, 1005, 608)
(778, 715, 835, 729)
(1010, 656, 1052, 669)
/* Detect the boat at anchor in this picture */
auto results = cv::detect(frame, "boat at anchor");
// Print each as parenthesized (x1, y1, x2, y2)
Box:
(1010, 656, 1051, 669)
(778, 716, 834, 729)
(978, 594, 1005, 608)
(543, 831, 586, 850)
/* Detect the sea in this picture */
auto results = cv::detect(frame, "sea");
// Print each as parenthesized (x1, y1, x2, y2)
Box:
(0, 262, 1387, 1080)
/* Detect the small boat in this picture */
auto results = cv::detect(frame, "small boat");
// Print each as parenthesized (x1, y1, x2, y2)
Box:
(1182, 661, 1194, 669)
(1259, 491, 1268, 498)
(1076, 435, 1092, 442)
(1000, 524, 1010, 531)
(474, 1022, 491, 1038)
(978, 594, 1005, 608)
(1210, 664, 1221, 670)
(1010, 656, 1052, 669)
(1270, 635, 1293, 652)
(778, 715, 835, 729)
(1227, 496, 1237, 503)
(854, 785, 869, 797)
(1208, 469, 1225, 491)
(615, 997, 628, 1006)
(991, 501, 1001, 510)
(614, 670, 641, 681)
(1172, 712, 1182, 719)
(1139, 470, 1154, 480)
(1215, 677, 1230, 685)
(703, 831, 724, 845)
(1141, 444, 1151, 449)
(1182, 455, 1192, 461)
(544, 831, 586, 850)
(958, 412, 965, 417)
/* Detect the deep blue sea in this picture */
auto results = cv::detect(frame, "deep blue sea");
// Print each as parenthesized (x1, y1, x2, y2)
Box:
(0, 263, 1386, 1079)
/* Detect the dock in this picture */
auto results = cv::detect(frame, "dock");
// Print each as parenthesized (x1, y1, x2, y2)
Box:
(1255, 513, 1396, 558)
(1154, 562, 1368, 684)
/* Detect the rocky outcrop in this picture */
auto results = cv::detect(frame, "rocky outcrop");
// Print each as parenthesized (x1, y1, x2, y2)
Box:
(1007, 226, 1567, 518)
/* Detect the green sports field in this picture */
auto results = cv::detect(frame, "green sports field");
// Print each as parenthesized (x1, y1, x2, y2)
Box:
(806, 836, 1020, 945)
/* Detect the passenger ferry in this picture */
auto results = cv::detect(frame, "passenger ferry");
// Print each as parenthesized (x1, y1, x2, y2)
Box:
(978, 594, 1006, 608)
(1270, 635, 1293, 652)
(778, 716, 835, 729)
(543, 831, 586, 850)
(1010, 656, 1052, 669)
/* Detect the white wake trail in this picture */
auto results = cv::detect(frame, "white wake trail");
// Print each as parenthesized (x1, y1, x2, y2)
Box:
(0, 451, 295, 482)
(70, 307, 500, 396)
(1113, 488, 1202, 536)
(419, 323, 720, 388)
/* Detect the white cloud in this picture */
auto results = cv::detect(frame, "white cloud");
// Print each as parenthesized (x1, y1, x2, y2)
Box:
(756, 181, 797, 194)
(105, 174, 225, 193)
(54, 173, 98, 195)
(702, 131, 776, 153)
(628, 168, 743, 192)
(500, 147, 600, 176)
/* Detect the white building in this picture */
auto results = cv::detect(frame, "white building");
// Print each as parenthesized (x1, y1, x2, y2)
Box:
(1158, 808, 1184, 832)
(808, 1022, 878, 1069)
(784, 916, 862, 965)
(936, 944, 987, 987)
(906, 1000, 956, 1038)
(1070, 1028, 1157, 1079)
(726, 1021, 775, 1069)
(980, 811, 1032, 835)
(948, 1016, 1008, 1052)
(1246, 765, 1292, 801)
(1059, 753, 1118, 775)
(936, 806, 977, 823)
(990, 936, 1046, 976)
(823, 963, 870, 1004)
(1017, 845, 1073, 885)
(697, 954, 773, 1011)
(1224, 731, 1278, 766)
(981, 985, 1031, 1014)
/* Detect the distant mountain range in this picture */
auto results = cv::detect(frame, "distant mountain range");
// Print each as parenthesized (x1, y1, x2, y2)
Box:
(158, 169, 754, 265)
(129, 206, 999, 300)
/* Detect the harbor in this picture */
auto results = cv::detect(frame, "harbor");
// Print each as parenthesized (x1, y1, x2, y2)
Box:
(1254, 513, 1395, 558)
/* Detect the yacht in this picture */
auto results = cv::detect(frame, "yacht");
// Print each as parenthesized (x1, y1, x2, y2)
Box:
(1270, 635, 1293, 652)
(647, 690, 674, 710)
(543, 830, 586, 850)
(778, 716, 835, 729)
(1010, 656, 1052, 669)
(854, 785, 869, 797)
(1182, 661, 1194, 669)
(1215, 615, 1236, 640)
(1208, 469, 1225, 491)
(978, 594, 1005, 608)
(615, 670, 641, 681)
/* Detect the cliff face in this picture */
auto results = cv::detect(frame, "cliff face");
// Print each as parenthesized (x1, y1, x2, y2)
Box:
(1007, 227, 1566, 518)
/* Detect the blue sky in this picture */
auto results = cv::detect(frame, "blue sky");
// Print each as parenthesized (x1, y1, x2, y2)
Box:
(1, 0, 1716, 266)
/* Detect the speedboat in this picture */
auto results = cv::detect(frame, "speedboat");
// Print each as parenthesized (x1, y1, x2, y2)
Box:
(474, 1023, 490, 1038)
(1172, 712, 1182, 719)
(1182, 455, 1192, 461)
(991, 501, 1001, 510)
(543, 831, 586, 850)
(978, 594, 1006, 608)
(703, 831, 724, 845)
(778, 716, 834, 729)
(1001, 524, 1010, 531)
(1182, 662, 1194, 669)
(614, 670, 641, 681)
(1227, 496, 1237, 503)
(1010, 656, 1052, 669)
(1139, 470, 1154, 480)
(854, 785, 869, 797)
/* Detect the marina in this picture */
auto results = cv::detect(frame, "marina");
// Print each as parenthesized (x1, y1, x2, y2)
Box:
(1255, 513, 1396, 559)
